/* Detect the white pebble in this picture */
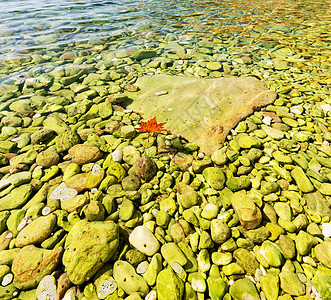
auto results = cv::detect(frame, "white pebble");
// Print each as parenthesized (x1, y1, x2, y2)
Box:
(49, 182, 77, 202)
(167, 108, 173, 111)
(136, 262, 148, 274)
(112, 150, 123, 163)
(90, 188, 98, 194)
(42, 207, 52, 216)
(322, 222, 331, 238)
(172, 262, 183, 275)
(154, 90, 168, 96)
(32, 113, 42, 119)
(123, 109, 132, 113)
(35, 166, 43, 172)
(320, 103, 331, 111)
(129, 225, 160, 256)
(290, 106, 302, 114)
(92, 164, 102, 175)
(197, 152, 205, 159)
(17, 217, 29, 231)
(1, 273, 13, 286)
(10, 137, 21, 142)
(145, 290, 157, 300)
(5, 232, 13, 239)
(262, 116, 273, 125)
(0, 178, 10, 190)
(98, 280, 117, 299)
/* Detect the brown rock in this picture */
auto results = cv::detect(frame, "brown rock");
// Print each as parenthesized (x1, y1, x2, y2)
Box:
(230, 190, 262, 229)
(12, 245, 63, 289)
(124, 74, 276, 155)
(68, 144, 102, 165)
(134, 156, 157, 181)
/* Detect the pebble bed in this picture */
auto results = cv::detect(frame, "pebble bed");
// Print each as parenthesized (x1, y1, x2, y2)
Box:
(0, 0, 330, 299)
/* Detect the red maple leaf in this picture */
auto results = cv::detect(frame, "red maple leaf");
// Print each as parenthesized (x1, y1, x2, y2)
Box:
(136, 117, 166, 133)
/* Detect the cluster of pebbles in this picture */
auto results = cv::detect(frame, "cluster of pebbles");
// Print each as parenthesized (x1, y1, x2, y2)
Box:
(0, 19, 330, 300)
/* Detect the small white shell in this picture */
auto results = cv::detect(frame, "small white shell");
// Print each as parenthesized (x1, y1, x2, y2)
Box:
(17, 217, 29, 231)
(320, 103, 331, 111)
(32, 113, 42, 119)
(42, 207, 52, 216)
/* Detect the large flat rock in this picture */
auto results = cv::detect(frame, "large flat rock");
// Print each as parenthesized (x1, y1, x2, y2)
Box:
(124, 74, 276, 154)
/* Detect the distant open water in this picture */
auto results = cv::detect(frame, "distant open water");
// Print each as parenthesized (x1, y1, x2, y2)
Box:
(0, 0, 329, 63)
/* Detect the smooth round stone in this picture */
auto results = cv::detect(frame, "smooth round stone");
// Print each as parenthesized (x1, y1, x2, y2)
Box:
(129, 225, 160, 256)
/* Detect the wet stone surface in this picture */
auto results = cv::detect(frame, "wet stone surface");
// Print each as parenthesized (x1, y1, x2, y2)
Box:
(0, 0, 330, 299)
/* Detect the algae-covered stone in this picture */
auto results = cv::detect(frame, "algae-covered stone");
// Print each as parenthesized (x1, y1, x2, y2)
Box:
(314, 241, 331, 268)
(190, 272, 206, 292)
(15, 213, 56, 247)
(291, 166, 314, 193)
(60, 194, 89, 213)
(279, 271, 305, 296)
(0, 184, 32, 211)
(203, 167, 226, 190)
(230, 190, 262, 229)
(294, 231, 318, 256)
(178, 242, 198, 273)
(255, 240, 283, 268)
(177, 183, 200, 209)
(107, 161, 127, 181)
(82, 200, 106, 221)
(68, 144, 102, 165)
(143, 253, 163, 286)
(236, 133, 261, 149)
(311, 271, 331, 300)
(63, 221, 119, 285)
(113, 260, 149, 297)
(156, 268, 184, 300)
(12, 245, 62, 289)
(233, 248, 259, 275)
(55, 129, 81, 153)
(226, 176, 251, 191)
(122, 175, 141, 191)
(260, 273, 279, 300)
(207, 274, 228, 300)
(65, 169, 105, 193)
(161, 242, 187, 267)
(0, 283, 18, 300)
(210, 219, 231, 244)
(123, 145, 141, 165)
(8, 171, 31, 187)
(36, 146, 60, 168)
(129, 225, 160, 256)
(229, 278, 260, 300)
